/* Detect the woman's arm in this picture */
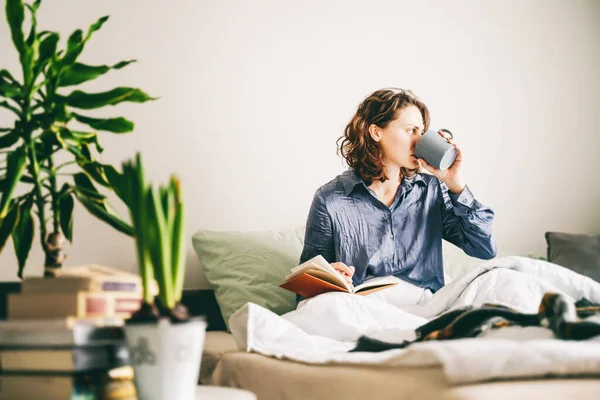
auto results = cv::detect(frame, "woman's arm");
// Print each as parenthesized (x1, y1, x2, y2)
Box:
(296, 188, 336, 305)
(419, 130, 496, 259)
(299, 187, 336, 264)
(439, 180, 497, 259)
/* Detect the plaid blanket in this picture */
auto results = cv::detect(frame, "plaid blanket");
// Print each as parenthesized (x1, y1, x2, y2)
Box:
(351, 292, 600, 353)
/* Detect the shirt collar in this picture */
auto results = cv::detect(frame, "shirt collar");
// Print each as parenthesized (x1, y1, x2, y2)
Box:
(341, 169, 364, 196)
(341, 169, 427, 196)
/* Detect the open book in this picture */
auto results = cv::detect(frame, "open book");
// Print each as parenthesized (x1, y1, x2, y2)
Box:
(279, 255, 398, 299)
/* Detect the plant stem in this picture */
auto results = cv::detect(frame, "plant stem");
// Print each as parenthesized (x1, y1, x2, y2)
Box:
(47, 158, 59, 233)
(54, 160, 77, 171)
(26, 138, 48, 256)
(14, 189, 36, 204)
(20, 87, 48, 258)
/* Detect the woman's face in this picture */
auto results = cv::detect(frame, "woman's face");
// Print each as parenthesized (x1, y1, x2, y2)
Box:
(370, 105, 425, 170)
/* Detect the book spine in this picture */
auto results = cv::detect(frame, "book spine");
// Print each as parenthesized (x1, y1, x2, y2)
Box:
(99, 281, 140, 293)
(8, 292, 141, 320)
(21, 280, 92, 293)
(114, 297, 142, 314)
(22, 279, 140, 294)
(84, 294, 110, 317)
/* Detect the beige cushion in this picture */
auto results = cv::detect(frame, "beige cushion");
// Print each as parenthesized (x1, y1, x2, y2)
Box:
(200, 331, 239, 384)
(212, 350, 600, 400)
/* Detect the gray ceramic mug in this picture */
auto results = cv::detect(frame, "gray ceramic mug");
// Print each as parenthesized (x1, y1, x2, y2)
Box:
(414, 128, 457, 170)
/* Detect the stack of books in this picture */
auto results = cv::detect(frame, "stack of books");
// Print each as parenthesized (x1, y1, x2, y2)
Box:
(0, 318, 137, 399)
(8, 265, 152, 320)
(0, 265, 154, 399)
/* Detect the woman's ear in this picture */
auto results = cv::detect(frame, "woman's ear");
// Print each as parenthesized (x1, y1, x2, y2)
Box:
(368, 124, 381, 142)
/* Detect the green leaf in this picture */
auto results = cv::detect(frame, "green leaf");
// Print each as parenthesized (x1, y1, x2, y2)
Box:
(58, 192, 74, 242)
(170, 177, 185, 301)
(35, 32, 59, 74)
(6, 0, 34, 86)
(0, 69, 21, 99)
(0, 100, 21, 116)
(59, 128, 101, 156)
(0, 80, 21, 98)
(65, 142, 85, 159)
(49, 101, 71, 123)
(147, 186, 174, 309)
(73, 190, 133, 236)
(0, 69, 17, 84)
(0, 202, 19, 253)
(59, 127, 96, 143)
(104, 165, 131, 207)
(57, 16, 109, 71)
(87, 15, 109, 38)
(5, 0, 26, 58)
(58, 29, 83, 68)
(0, 147, 27, 219)
(61, 87, 155, 109)
(20, 174, 34, 184)
(72, 113, 134, 133)
(34, 135, 58, 163)
(122, 155, 154, 303)
(0, 131, 20, 149)
(79, 160, 110, 188)
(12, 199, 34, 278)
(24, 3, 37, 47)
(73, 172, 105, 201)
(59, 60, 136, 87)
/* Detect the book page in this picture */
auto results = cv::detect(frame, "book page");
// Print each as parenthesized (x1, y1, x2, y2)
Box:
(303, 256, 352, 292)
(306, 269, 347, 291)
(285, 255, 352, 292)
(353, 275, 400, 293)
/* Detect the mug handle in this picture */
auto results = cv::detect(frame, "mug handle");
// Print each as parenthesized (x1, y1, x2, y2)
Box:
(439, 129, 453, 139)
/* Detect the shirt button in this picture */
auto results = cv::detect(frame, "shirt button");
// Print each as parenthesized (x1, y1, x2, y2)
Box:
(461, 198, 467, 204)
(389, 233, 394, 239)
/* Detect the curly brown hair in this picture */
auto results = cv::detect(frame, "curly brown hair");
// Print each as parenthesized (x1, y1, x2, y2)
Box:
(337, 88, 430, 184)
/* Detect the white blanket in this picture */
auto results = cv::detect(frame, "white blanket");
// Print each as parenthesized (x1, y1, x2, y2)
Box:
(229, 256, 600, 383)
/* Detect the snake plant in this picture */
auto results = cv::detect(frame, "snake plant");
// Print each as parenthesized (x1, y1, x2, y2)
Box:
(119, 153, 187, 320)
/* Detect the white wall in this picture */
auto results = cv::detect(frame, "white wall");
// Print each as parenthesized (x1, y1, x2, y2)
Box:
(1, 0, 599, 287)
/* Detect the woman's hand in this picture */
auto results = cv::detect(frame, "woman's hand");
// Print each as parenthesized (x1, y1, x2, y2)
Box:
(331, 262, 355, 285)
(419, 130, 466, 194)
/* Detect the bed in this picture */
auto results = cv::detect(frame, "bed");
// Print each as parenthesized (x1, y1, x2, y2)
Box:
(189, 228, 600, 399)
(198, 325, 600, 400)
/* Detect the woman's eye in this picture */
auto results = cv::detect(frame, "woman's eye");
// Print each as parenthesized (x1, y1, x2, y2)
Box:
(407, 129, 415, 135)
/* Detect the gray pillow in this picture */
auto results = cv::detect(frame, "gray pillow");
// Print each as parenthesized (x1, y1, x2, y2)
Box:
(545, 231, 600, 282)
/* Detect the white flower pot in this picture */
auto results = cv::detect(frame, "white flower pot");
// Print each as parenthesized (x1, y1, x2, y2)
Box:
(124, 317, 207, 400)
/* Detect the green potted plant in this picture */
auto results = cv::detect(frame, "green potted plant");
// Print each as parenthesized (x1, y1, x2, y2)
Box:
(116, 153, 206, 400)
(0, 0, 154, 277)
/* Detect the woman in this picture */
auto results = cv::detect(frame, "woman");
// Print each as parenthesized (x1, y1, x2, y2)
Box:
(298, 88, 496, 303)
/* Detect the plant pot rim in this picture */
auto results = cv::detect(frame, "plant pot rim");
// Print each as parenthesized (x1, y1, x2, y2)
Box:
(125, 315, 206, 326)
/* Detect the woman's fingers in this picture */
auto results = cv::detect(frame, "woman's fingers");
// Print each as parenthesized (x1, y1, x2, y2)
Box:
(345, 266, 355, 284)
(331, 262, 354, 279)
(420, 158, 437, 173)
(438, 130, 452, 140)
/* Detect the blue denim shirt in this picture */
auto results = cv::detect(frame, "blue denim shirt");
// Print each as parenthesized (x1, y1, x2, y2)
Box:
(299, 169, 496, 300)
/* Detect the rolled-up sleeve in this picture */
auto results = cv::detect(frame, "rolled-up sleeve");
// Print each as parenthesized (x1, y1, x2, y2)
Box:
(439, 180, 497, 259)
(299, 188, 335, 264)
